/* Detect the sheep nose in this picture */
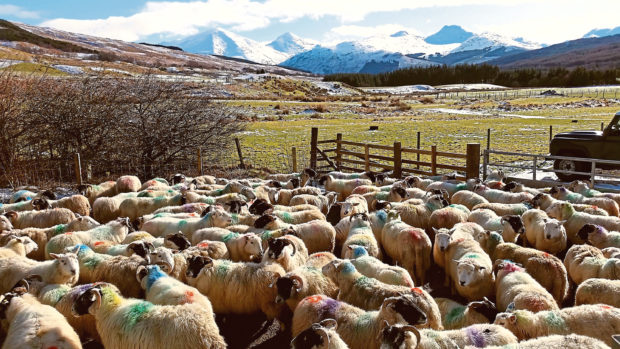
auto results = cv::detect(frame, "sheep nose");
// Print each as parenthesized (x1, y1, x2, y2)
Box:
(440, 247, 445, 252)
(70, 269, 76, 274)
(459, 281, 465, 286)
(275, 296, 284, 304)
(546, 235, 551, 239)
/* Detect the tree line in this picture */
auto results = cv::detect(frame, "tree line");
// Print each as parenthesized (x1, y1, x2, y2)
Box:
(324, 64, 620, 88)
(0, 72, 243, 186)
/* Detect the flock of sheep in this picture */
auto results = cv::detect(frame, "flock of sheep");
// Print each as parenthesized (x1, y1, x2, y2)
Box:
(0, 168, 619, 349)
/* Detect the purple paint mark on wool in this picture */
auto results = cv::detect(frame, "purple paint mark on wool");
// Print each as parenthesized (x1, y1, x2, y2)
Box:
(465, 327, 485, 348)
(319, 298, 340, 320)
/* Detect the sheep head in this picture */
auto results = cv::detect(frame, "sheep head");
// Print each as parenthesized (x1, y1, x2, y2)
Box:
(291, 319, 337, 349)
(382, 295, 428, 328)
(185, 255, 213, 279)
(379, 322, 421, 349)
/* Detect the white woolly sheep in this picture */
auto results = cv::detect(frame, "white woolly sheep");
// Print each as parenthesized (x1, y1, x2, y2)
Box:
(153, 202, 209, 215)
(570, 179, 620, 208)
(0, 290, 81, 349)
(563, 244, 620, 285)
(8, 189, 39, 203)
(502, 182, 541, 196)
(140, 205, 232, 237)
(289, 194, 338, 214)
(550, 186, 619, 216)
(531, 193, 608, 216)
(546, 201, 620, 244)
(379, 323, 518, 349)
(0, 235, 37, 258)
(334, 210, 389, 253)
(426, 179, 479, 198)
(306, 252, 338, 269)
(5, 208, 76, 229)
(429, 205, 470, 231)
(468, 208, 524, 242)
(494, 305, 620, 346)
(262, 235, 309, 272)
(191, 227, 262, 262)
(445, 238, 495, 301)
(274, 265, 339, 312)
(473, 184, 533, 204)
(319, 175, 373, 201)
(472, 202, 532, 216)
(32, 195, 91, 217)
(291, 319, 348, 349)
(522, 209, 567, 255)
(322, 260, 442, 330)
(392, 194, 448, 232)
(45, 217, 132, 257)
(494, 259, 558, 312)
(346, 245, 414, 287)
(341, 213, 381, 260)
(272, 209, 326, 225)
(148, 246, 220, 283)
(71, 283, 227, 349)
(339, 194, 369, 219)
(92, 192, 139, 223)
(270, 186, 322, 206)
(435, 297, 498, 330)
(432, 223, 483, 271)
(292, 294, 428, 349)
(479, 334, 611, 349)
(451, 190, 489, 210)
(0, 252, 79, 294)
(184, 255, 288, 319)
(578, 223, 620, 249)
(492, 242, 568, 305)
(575, 278, 620, 308)
(381, 210, 432, 285)
(115, 175, 141, 193)
(117, 193, 187, 222)
(275, 220, 336, 254)
(78, 180, 117, 204)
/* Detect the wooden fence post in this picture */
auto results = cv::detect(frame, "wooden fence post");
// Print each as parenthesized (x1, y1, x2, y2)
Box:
(364, 144, 370, 172)
(393, 142, 402, 178)
(487, 128, 491, 150)
(431, 145, 437, 176)
(291, 147, 297, 173)
(601, 122, 605, 131)
(466, 143, 481, 179)
(310, 127, 318, 171)
(335, 133, 342, 169)
(549, 125, 553, 142)
(234, 138, 245, 169)
(416, 131, 421, 169)
(74, 153, 82, 185)
(197, 148, 203, 176)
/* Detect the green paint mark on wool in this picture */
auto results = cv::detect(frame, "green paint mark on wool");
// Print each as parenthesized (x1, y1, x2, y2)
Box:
(376, 192, 389, 200)
(83, 255, 106, 270)
(354, 275, 375, 288)
(177, 220, 188, 228)
(464, 254, 480, 259)
(51, 224, 67, 237)
(154, 196, 166, 203)
(544, 311, 566, 330)
(445, 306, 466, 325)
(281, 212, 294, 223)
(41, 287, 69, 306)
(222, 232, 239, 243)
(123, 301, 154, 331)
(456, 183, 467, 191)
(215, 260, 231, 277)
(566, 193, 581, 202)
(354, 312, 373, 331)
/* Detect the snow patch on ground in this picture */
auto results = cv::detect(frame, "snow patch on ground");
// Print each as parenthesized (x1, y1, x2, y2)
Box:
(361, 85, 435, 94)
(436, 83, 507, 90)
(0, 59, 23, 68)
(53, 65, 84, 75)
(429, 108, 546, 119)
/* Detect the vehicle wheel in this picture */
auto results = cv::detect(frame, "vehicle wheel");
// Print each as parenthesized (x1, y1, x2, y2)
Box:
(553, 158, 590, 181)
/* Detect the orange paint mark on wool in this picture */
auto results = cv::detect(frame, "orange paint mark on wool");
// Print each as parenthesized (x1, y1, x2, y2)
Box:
(93, 241, 105, 246)
(304, 295, 324, 304)
(184, 290, 194, 303)
(189, 213, 196, 217)
(543, 252, 551, 258)
(599, 305, 611, 310)
(197, 242, 209, 248)
(407, 229, 423, 240)
(411, 287, 423, 295)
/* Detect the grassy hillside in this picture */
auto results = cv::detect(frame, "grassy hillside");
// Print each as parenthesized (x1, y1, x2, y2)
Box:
(0, 19, 95, 53)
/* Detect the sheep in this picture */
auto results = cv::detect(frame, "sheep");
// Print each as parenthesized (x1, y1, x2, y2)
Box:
(362, 186, 408, 208)
(451, 190, 489, 210)
(270, 186, 323, 206)
(8, 188, 41, 203)
(522, 209, 567, 255)
(468, 209, 524, 243)
(71, 244, 147, 298)
(392, 194, 448, 231)
(0, 235, 37, 258)
(45, 217, 132, 257)
(346, 245, 414, 287)
(502, 181, 541, 196)
(327, 171, 375, 181)
(2, 215, 101, 260)
(319, 175, 373, 201)
(148, 247, 218, 282)
(480, 334, 611, 349)
(272, 209, 326, 225)
(191, 227, 263, 262)
(435, 297, 498, 330)
(249, 198, 320, 215)
(306, 252, 338, 269)
(474, 184, 533, 204)
(139, 177, 171, 191)
(184, 255, 288, 319)
(334, 210, 389, 252)
(531, 193, 608, 216)
(0, 289, 82, 349)
(4, 208, 76, 229)
(78, 180, 118, 204)
(152, 202, 209, 215)
(267, 168, 316, 187)
(429, 205, 470, 231)
(403, 176, 432, 190)
(578, 223, 620, 249)
(276, 220, 336, 254)
(117, 194, 186, 222)
(575, 278, 620, 308)
(91, 239, 156, 260)
(140, 205, 232, 237)
(322, 260, 442, 329)
(32, 195, 91, 217)
(563, 244, 620, 285)
(263, 235, 309, 272)
(71, 283, 227, 349)
(140, 211, 201, 222)
(426, 178, 479, 198)
(550, 186, 619, 216)
(570, 179, 620, 207)
(0, 200, 39, 215)
(546, 201, 620, 244)
(274, 265, 339, 312)
(292, 295, 428, 349)
(0, 252, 79, 294)
(486, 170, 505, 182)
(379, 323, 518, 349)
(381, 210, 432, 285)
(494, 305, 620, 346)
(341, 213, 381, 260)
(432, 223, 482, 271)
(603, 247, 620, 259)
(338, 194, 369, 218)
(291, 319, 348, 349)
(92, 192, 143, 223)
(445, 238, 495, 301)
(494, 259, 558, 312)
(472, 202, 532, 216)
(289, 194, 338, 214)
(136, 265, 211, 310)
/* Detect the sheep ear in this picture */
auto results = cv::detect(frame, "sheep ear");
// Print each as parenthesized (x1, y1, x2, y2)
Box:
(49, 253, 60, 260)
(136, 266, 148, 283)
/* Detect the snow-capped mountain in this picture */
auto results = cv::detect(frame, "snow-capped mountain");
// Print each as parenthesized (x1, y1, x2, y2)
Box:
(172, 28, 288, 65)
(425, 25, 473, 45)
(267, 32, 317, 56)
(584, 26, 620, 38)
(451, 32, 541, 53)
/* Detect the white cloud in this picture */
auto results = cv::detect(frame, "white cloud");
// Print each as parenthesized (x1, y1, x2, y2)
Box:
(0, 4, 39, 19)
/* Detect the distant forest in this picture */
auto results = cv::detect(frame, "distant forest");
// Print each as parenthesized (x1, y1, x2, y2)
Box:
(323, 64, 620, 88)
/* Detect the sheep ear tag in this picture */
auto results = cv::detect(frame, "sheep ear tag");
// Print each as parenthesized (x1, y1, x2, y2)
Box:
(613, 335, 620, 346)
(506, 302, 516, 312)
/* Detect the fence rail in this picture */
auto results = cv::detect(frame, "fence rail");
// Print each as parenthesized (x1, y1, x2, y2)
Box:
(309, 127, 480, 179)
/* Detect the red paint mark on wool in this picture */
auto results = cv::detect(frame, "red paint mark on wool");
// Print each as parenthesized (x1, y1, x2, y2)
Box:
(189, 213, 196, 217)
(313, 253, 325, 257)
(93, 241, 104, 246)
(600, 305, 611, 310)
(197, 242, 209, 248)
(408, 229, 423, 240)
(184, 290, 194, 303)
(304, 295, 324, 304)
(411, 287, 423, 295)
(65, 232, 72, 236)
(543, 252, 551, 258)
(503, 263, 522, 273)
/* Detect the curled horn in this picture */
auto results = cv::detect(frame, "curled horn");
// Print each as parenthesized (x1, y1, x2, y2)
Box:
(383, 297, 398, 308)
(268, 272, 281, 288)
(290, 274, 304, 291)
(316, 327, 331, 348)
(157, 261, 173, 274)
(402, 325, 421, 346)
(145, 242, 155, 253)
(12, 279, 29, 293)
(284, 239, 297, 257)
(320, 318, 337, 329)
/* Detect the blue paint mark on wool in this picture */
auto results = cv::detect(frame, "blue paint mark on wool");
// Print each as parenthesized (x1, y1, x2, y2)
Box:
(341, 261, 356, 274)
(145, 265, 167, 291)
(465, 326, 485, 347)
(376, 210, 387, 222)
(351, 246, 368, 258)
(74, 244, 91, 255)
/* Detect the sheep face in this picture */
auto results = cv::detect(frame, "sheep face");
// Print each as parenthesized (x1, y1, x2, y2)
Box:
(543, 219, 566, 241)
(0, 216, 13, 231)
(301, 168, 317, 187)
(12, 236, 38, 254)
(67, 215, 101, 231)
(164, 232, 190, 251)
(321, 259, 351, 281)
(127, 241, 154, 260)
(275, 274, 303, 304)
(494, 312, 518, 333)
(291, 319, 337, 349)
(265, 237, 295, 261)
(546, 202, 573, 220)
(434, 231, 452, 252)
(380, 323, 418, 349)
(49, 252, 79, 280)
(384, 210, 401, 224)
(254, 214, 278, 229)
(347, 244, 369, 258)
(348, 213, 370, 228)
(456, 260, 487, 287)
(577, 223, 604, 243)
(136, 265, 166, 290)
(72, 284, 108, 316)
(242, 234, 263, 261)
(383, 295, 428, 327)
(171, 174, 186, 185)
(500, 215, 524, 240)
(340, 202, 361, 217)
(240, 186, 256, 201)
(467, 297, 498, 322)
(249, 199, 273, 216)
(210, 207, 233, 227)
(569, 180, 590, 193)
(149, 247, 175, 273)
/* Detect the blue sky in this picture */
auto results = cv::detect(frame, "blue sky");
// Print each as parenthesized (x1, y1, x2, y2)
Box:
(1, 1, 619, 45)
